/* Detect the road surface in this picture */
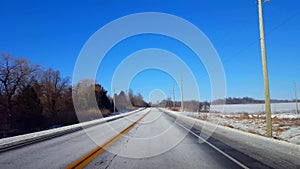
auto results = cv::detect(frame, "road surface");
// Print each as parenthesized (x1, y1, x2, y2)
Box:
(0, 108, 272, 169)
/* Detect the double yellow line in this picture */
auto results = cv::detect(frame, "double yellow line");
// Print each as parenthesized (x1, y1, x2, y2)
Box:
(66, 111, 149, 169)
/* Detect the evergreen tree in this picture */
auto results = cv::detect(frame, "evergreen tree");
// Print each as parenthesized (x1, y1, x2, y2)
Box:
(15, 85, 44, 131)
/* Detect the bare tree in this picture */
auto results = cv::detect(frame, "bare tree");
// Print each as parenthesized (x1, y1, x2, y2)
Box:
(0, 53, 39, 114)
(72, 79, 96, 111)
(0, 53, 39, 137)
(127, 89, 147, 107)
(39, 68, 69, 117)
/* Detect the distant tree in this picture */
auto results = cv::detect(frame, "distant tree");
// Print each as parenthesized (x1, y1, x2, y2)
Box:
(128, 89, 134, 106)
(95, 84, 113, 112)
(198, 102, 203, 111)
(72, 79, 96, 111)
(203, 101, 210, 111)
(134, 93, 148, 107)
(165, 98, 173, 108)
(72, 79, 114, 118)
(128, 89, 148, 107)
(115, 91, 129, 111)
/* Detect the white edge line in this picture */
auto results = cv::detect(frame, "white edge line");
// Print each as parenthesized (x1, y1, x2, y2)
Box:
(176, 122, 250, 169)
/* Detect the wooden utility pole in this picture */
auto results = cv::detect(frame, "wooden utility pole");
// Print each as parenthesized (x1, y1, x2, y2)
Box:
(295, 82, 299, 114)
(258, 0, 272, 137)
(180, 74, 184, 112)
(172, 81, 175, 107)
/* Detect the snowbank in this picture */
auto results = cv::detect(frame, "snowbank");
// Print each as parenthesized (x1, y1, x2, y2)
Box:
(179, 111, 300, 145)
(0, 108, 144, 152)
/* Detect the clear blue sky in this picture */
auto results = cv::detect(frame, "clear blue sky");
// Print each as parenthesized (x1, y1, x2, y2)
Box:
(1, 0, 300, 102)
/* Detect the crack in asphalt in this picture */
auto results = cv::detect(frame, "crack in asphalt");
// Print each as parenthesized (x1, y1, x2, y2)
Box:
(104, 153, 118, 169)
(103, 123, 141, 169)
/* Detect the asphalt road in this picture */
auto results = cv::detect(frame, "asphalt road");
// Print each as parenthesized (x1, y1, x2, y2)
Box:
(0, 108, 272, 169)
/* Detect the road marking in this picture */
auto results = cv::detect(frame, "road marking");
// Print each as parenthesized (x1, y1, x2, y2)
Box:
(176, 122, 250, 169)
(66, 110, 150, 169)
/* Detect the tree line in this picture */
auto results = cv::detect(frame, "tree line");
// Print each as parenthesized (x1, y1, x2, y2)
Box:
(0, 53, 148, 138)
(155, 99, 210, 112)
(212, 97, 299, 105)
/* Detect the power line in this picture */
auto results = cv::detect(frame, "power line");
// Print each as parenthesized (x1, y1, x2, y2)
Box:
(196, 7, 300, 81)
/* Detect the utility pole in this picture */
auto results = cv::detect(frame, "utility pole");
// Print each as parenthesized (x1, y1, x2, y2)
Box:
(113, 87, 116, 113)
(172, 81, 175, 107)
(257, 0, 272, 137)
(180, 74, 184, 112)
(294, 82, 299, 114)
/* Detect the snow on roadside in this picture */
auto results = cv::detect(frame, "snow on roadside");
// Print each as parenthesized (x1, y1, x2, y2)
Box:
(0, 108, 144, 148)
(179, 111, 300, 145)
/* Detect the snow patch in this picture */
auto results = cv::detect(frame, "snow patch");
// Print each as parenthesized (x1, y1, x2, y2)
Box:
(178, 106, 300, 145)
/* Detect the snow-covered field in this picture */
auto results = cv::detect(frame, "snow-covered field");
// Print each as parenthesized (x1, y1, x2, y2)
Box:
(180, 103, 300, 145)
(210, 102, 299, 114)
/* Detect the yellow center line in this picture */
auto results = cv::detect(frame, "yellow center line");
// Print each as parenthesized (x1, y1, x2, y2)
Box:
(66, 110, 150, 169)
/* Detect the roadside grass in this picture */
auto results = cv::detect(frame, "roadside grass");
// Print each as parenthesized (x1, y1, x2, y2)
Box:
(192, 111, 299, 141)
